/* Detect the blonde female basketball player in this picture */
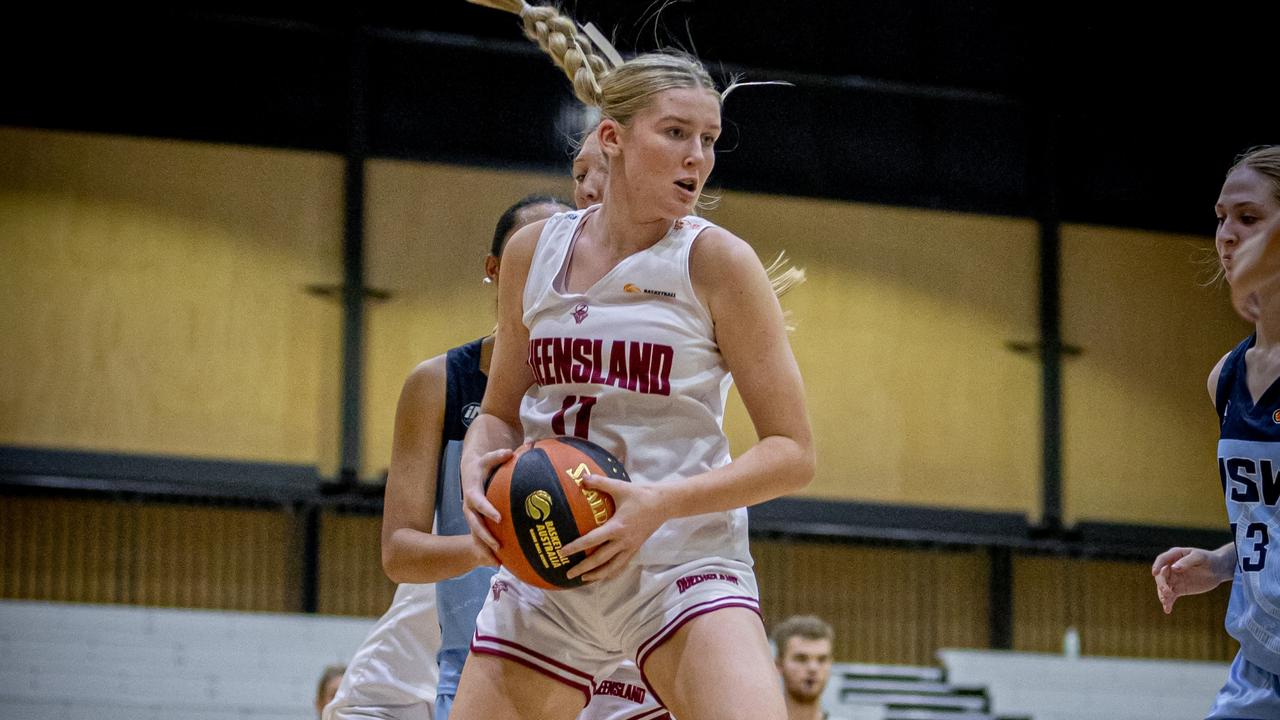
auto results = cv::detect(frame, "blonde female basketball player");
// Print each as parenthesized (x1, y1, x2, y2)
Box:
(564, 130, 675, 720)
(1152, 145, 1280, 719)
(1219, 150, 1280, 325)
(341, 158, 671, 719)
(457, 3, 815, 720)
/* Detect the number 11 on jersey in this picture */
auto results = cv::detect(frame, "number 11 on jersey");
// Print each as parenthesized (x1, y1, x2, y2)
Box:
(551, 395, 596, 439)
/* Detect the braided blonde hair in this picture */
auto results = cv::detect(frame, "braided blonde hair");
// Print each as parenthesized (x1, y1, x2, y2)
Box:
(471, 0, 806, 320)
(468, 0, 720, 125)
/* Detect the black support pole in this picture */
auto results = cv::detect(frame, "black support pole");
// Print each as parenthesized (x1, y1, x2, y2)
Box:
(988, 546, 1013, 649)
(338, 24, 369, 486)
(1031, 100, 1064, 533)
(300, 502, 321, 613)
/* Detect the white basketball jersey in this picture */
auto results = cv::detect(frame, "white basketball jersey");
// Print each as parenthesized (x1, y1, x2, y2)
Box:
(325, 583, 440, 714)
(520, 208, 749, 565)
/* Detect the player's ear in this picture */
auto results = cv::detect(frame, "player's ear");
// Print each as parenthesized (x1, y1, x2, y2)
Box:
(598, 120, 622, 160)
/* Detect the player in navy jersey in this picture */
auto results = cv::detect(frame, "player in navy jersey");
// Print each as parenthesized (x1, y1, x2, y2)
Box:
(1152, 145, 1280, 719)
(323, 195, 566, 720)
(456, 3, 815, 720)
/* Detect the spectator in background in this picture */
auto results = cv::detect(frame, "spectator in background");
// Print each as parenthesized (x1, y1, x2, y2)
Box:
(316, 665, 346, 718)
(772, 616, 842, 720)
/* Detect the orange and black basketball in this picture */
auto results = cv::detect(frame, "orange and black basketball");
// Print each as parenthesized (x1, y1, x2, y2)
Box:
(483, 436, 631, 590)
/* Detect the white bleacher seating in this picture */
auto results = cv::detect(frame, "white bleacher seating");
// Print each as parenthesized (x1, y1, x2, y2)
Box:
(938, 648, 1231, 720)
(0, 600, 376, 720)
(823, 662, 1015, 720)
(13, 600, 1232, 719)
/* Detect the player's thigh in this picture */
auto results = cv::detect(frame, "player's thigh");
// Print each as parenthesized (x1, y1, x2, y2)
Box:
(450, 652, 586, 720)
(642, 607, 785, 720)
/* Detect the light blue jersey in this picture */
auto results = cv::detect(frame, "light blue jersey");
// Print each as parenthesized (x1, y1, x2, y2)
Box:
(436, 340, 498, 710)
(1212, 334, 1280, 719)
(1219, 335, 1280, 674)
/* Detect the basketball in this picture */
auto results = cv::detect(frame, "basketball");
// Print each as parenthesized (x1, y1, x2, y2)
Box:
(483, 436, 631, 590)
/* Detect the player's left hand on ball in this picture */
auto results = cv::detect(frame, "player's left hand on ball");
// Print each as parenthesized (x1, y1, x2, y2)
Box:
(461, 447, 514, 552)
(559, 475, 666, 583)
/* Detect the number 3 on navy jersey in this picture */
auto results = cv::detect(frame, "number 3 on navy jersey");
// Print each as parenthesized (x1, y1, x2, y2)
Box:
(551, 395, 596, 439)
(1232, 522, 1270, 572)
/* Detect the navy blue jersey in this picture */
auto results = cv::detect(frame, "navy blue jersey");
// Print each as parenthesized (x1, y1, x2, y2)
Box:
(435, 337, 497, 697)
(1218, 334, 1280, 675)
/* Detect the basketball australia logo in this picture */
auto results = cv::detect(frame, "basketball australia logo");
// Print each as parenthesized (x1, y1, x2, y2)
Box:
(461, 402, 481, 427)
(524, 490, 553, 520)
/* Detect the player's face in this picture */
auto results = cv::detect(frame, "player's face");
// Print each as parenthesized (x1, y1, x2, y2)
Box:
(614, 87, 720, 219)
(777, 636, 833, 703)
(573, 132, 608, 210)
(1216, 166, 1280, 277)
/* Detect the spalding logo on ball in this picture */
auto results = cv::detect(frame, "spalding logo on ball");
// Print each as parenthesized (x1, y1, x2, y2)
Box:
(484, 436, 631, 590)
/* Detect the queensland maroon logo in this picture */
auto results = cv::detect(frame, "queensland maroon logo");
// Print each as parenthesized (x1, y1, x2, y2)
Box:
(491, 579, 512, 602)
(526, 338, 675, 395)
(593, 680, 647, 704)
(572, 303, 589, 324)
(675, 571, 740, 594)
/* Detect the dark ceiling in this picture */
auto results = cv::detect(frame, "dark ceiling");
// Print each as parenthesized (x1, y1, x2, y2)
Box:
(2, 2, 1275, 233)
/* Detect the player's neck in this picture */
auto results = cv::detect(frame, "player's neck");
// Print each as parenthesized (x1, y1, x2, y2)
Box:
(1254, 292, 1280, 351)
(596, 190, 677, 255)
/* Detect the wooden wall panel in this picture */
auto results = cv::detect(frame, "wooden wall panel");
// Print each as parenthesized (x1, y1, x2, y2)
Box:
(0, 128, 343, 472)
(1061, 225, 1249, 528)
(754, 538, 989, 665)
(0, 495, 293, 611)
(1012, 555, 1233, 661)
(316, 511, 394, 616)
(708, 194, 1042, 514)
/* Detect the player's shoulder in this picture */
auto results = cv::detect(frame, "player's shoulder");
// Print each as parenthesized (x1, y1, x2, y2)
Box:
(504, 217, 553, 261)
(689, 225, 759, 277)
(688, 221, 747, 253)
(402, 353, 448, 402)
(1210, 336, 1255, 407)
(1208, 351, 1231, 406)
(688, 225, 770, 312)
